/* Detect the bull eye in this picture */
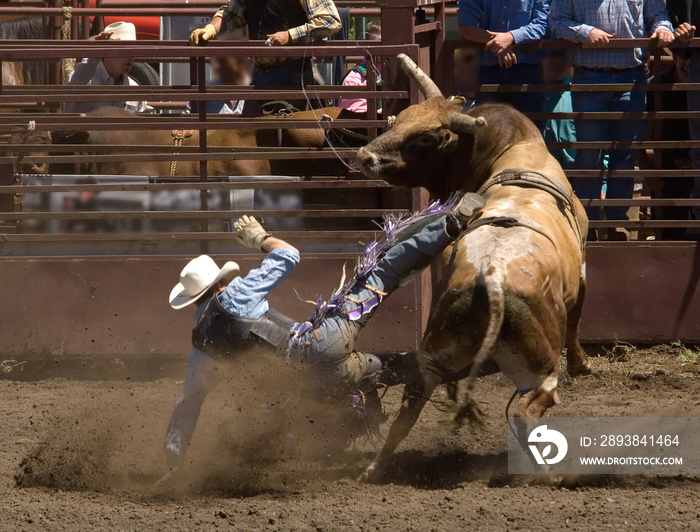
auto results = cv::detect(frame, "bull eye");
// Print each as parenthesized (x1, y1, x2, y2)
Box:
(410, 132, 441, 150)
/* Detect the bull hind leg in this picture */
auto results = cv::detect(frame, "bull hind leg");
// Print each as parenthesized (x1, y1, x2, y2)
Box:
(359, 368, 441, 483)
(565, 279, 591, 377)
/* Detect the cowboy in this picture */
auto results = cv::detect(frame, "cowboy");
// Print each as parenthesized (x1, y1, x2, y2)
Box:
(188, 0, 341, 99)
(66, 22, 152, 114)
(163, 195, 485, 473)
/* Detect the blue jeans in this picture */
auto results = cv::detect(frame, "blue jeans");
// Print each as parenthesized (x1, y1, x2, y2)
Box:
(292, 214, 455, 374)
(571, 67, 646, 220)
(478, 63, 543, 117)
(164, 347, 221, 469)
(687, 54, 700, 220)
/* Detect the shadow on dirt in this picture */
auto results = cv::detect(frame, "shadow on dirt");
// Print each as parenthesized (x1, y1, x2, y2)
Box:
(361, 449, 700, 491)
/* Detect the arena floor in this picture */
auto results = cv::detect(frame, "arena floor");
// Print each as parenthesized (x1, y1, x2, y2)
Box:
(1, 345, 699, 531)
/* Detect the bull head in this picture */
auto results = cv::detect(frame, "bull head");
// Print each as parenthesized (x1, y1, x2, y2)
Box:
(357, 53, 489, 198)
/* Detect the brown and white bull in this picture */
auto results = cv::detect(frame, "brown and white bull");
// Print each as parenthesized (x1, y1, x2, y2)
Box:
(356, 54, 591, 482)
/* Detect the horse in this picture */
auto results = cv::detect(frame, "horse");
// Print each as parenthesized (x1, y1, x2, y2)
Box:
(0, 16, 49, 88)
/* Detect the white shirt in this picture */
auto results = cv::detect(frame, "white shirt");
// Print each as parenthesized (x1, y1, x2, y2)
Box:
(184, 78, 249, 115)
(66, 58, 152, 114)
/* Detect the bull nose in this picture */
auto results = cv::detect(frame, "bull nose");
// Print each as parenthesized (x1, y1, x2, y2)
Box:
(357, 146, 379, 170)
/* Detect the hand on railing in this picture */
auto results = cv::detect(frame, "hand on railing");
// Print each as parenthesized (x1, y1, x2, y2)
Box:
(674, 23, 696, 43)
(587, 28, 614, 48)
(649, 28, 676, 47)
(266, 31, 291, 47)
(189, 24, 217, 46)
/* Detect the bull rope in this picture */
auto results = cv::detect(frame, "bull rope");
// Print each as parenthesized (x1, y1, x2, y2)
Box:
(169, 130, 187, 176)
(60, 6, 75, 85)
(478, 168, 585, 254)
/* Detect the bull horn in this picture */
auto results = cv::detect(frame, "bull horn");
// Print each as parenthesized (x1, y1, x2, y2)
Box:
(448, 112, 488, 134)
(397, 53, 443, 99)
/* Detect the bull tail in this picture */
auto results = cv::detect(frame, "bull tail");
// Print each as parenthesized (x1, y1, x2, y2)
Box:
(452, 274, 505, 424)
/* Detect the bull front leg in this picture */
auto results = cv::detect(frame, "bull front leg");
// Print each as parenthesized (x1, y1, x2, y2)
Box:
(359, 369, 440, 483)
(565, 279, 591, 377)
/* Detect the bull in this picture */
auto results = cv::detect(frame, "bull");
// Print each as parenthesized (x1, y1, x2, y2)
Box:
(19, 105, 363, 177)
(356, 54, 591, 482)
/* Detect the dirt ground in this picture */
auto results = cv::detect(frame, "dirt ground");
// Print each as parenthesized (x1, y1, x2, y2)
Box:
(1, 345, 700, 532)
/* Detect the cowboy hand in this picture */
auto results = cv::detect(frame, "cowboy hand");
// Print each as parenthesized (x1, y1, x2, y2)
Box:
(650, 28, 675, 47)
(588, 28, 613, 48)
(234, 215, 271, 250)
(496, 48, 517, 68)
(674, 22, 696, 42)
(266, 31, 291, 46)
(485, 31, 515, 56)
(94, 31, 113, 41)
(189, 24, 217, 46)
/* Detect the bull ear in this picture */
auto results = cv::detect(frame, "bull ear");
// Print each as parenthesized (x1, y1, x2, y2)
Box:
(397, 53, 443, 99)
(448, 112, 487, 135)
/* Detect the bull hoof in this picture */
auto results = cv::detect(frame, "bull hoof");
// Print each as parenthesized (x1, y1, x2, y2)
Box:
(358, 462, 383, 484)
(567, 362, 592, 378)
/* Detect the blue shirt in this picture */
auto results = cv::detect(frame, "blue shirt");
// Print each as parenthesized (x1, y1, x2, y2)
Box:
(549, 0, 673, 69)
(218, 248, 300, 319)
(457, 0, 550, 65)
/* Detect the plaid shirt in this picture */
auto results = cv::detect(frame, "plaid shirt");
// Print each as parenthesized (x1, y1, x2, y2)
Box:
(549, 0, 674, 69)
(216, 0, 341, 43)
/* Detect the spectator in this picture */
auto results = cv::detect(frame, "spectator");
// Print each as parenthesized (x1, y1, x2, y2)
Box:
(541, 49, 576, 169)
(668, 0, 700, 238)
(457, 0, 550, 114)
(453, 47, 480, 111)
(549, 0, 677, 240)
(338, 22, 381, 114)
(66, 22, 152, 114)
(189, 0, 341, 95)
(645, 49, 694, 240)
(185, 55, 252, 115)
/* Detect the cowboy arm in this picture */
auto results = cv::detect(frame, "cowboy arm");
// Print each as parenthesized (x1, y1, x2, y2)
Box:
(218, 248, 300, 317)
(457, 0, 491, 42)
(67, 58, 101, 85)
(645, 0, 674, 35)
(287, 0, 341, 43)
(509, 0, 549, 45)
(262, 236, 298, 253)
(214, 0, 246, 33)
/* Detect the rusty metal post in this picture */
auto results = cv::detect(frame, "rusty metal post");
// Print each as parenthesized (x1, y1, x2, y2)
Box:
(0, 155, 16, 233)
(433, 1, 452, 93)
(81, 0, 91, 40)
(50, 0, 63, 84)
(197, 54, 210, 253)
(379, 0, 415, 114)
(95, 0, 105, 34)
(70, 0, 79, 40)
(366, 51, 378, 140)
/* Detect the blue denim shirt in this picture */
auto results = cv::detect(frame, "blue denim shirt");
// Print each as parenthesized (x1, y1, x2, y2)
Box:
(457, 0, 550, 65)
(218, 248, 300, 319)
(549, 0, 673, 69)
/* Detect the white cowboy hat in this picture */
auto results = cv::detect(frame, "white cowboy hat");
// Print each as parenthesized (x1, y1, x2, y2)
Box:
(169, 255, 240, 310)
(104, 21, 137, 41)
